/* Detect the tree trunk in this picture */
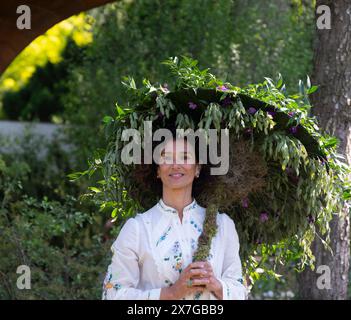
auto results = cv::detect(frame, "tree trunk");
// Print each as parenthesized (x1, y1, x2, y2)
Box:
(297, 0, 350, 299)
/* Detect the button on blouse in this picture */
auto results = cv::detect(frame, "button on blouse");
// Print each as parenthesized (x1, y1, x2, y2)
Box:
(102, 198, 247, 300)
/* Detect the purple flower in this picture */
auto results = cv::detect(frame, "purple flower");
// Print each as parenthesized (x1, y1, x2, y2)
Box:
(221, 95, 232, 106)
(242, 198, 249, 208)
(289, 126, 299, 134)
(188, 102, 198, 110)
(216, 85, 228, 91)
(259, 212, 269, 223)
(288, 111, 295, 118)
(268, 111, 276, 117)
(248, 107, 257, 115)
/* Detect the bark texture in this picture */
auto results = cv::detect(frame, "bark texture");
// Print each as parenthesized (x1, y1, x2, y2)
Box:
(297, 0, 350, 300)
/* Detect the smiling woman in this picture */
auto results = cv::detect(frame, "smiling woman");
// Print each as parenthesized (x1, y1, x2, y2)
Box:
(128, 126, 219, 211)
(157, 138, 200, 201)
(102, 133, 247, 300)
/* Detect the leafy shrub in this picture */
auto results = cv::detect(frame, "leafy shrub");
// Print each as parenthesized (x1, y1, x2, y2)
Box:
(0, 131, 114, 299)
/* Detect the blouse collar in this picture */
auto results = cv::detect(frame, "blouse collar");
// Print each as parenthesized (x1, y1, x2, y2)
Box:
(157, 198, 198, 215)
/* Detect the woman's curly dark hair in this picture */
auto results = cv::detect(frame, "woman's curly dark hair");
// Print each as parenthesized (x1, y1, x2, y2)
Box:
(128, 125, 268, 212)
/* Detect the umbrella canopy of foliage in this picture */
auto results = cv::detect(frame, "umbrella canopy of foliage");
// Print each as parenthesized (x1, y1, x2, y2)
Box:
(71, 56, 350, 285)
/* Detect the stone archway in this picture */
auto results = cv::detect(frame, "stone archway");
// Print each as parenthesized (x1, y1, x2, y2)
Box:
(0, 0, 116, 74)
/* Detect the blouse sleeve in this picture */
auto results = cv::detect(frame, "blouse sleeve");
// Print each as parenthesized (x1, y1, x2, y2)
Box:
(102, 217, 162, 300)
(212, 213, 248, 300)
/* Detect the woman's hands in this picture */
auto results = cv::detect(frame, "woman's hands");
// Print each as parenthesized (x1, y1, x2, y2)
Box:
(161, 261, 208, 300)
(160, 261, 223, 300)
(191, 261, 223, 300)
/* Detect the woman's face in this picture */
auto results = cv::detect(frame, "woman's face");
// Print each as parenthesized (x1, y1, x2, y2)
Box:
(157, 138, 200, 190)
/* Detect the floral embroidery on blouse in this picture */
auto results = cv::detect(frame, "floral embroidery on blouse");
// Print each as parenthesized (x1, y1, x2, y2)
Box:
(194, 291, 203, 300)
(186, 201, 197, 211)
(157, 200, 177, 214)
(190, 238, 196, 250)
(163, 241, 184, 273)
(156, 225, 172, 246)
(157, 198, 198, 214)
(222, 281, 230, 299)
(173, 257, 183, 273)
(102, 272, 122, 299)
(190, 219, 202, 233)
(172, 240, 181, 254)
(164, 240, 184, 274)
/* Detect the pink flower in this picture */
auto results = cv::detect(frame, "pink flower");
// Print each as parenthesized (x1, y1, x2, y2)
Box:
(188, 102, 198, 110)
(289, 126, 299, 134)
(216, 85, 228, 91)
(259, 212, 269, 223)
(242, 198, 249, 208)
(248, 107, 257, 115)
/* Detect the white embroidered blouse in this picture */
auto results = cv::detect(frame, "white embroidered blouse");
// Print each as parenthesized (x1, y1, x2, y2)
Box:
(102, 198, 247, 300)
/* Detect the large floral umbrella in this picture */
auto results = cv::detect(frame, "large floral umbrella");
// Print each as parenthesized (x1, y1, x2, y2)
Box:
(71, 56, 349, 280)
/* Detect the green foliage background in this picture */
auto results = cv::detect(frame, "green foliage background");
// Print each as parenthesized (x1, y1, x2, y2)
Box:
(0, 132, 114, 299)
